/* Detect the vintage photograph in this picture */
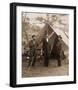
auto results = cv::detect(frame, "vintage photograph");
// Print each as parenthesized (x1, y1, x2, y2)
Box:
(10, 3, 76, 87)
(22, 12, 69, 78)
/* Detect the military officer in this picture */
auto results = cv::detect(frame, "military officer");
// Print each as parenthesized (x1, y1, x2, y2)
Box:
(28, 35, 37, 67)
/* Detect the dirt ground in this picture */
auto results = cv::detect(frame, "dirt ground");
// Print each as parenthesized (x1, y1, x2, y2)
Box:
(22, 57, 69, 78)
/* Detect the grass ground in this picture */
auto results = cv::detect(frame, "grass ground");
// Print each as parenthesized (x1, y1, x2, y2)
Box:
(22, 57, 69, 77)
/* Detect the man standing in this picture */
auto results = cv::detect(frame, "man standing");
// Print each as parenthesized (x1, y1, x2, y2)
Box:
(28, 35, 37, 67)
(56, 35, 63, 66)
(42, 34, 50, 67)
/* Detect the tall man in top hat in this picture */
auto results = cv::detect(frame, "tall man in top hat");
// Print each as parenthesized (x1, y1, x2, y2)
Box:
(42, 32, 50, 67)
(56, 35, 63, 66)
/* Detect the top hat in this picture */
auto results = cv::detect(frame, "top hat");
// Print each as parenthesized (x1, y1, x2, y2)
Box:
(58, 35, 62, 39)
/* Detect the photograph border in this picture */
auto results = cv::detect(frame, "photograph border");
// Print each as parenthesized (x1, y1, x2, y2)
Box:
(10, 2, 76, 87)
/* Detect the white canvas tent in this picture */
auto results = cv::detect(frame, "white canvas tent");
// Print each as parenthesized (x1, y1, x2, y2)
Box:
(50, 25, 69, 46)
(41, 23, 69, 56)
(49, 24, 69, 47)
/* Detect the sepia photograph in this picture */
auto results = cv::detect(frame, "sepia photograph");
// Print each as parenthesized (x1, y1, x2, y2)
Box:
(22, 12, 69, 77)
(10, 3, 76, 87)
